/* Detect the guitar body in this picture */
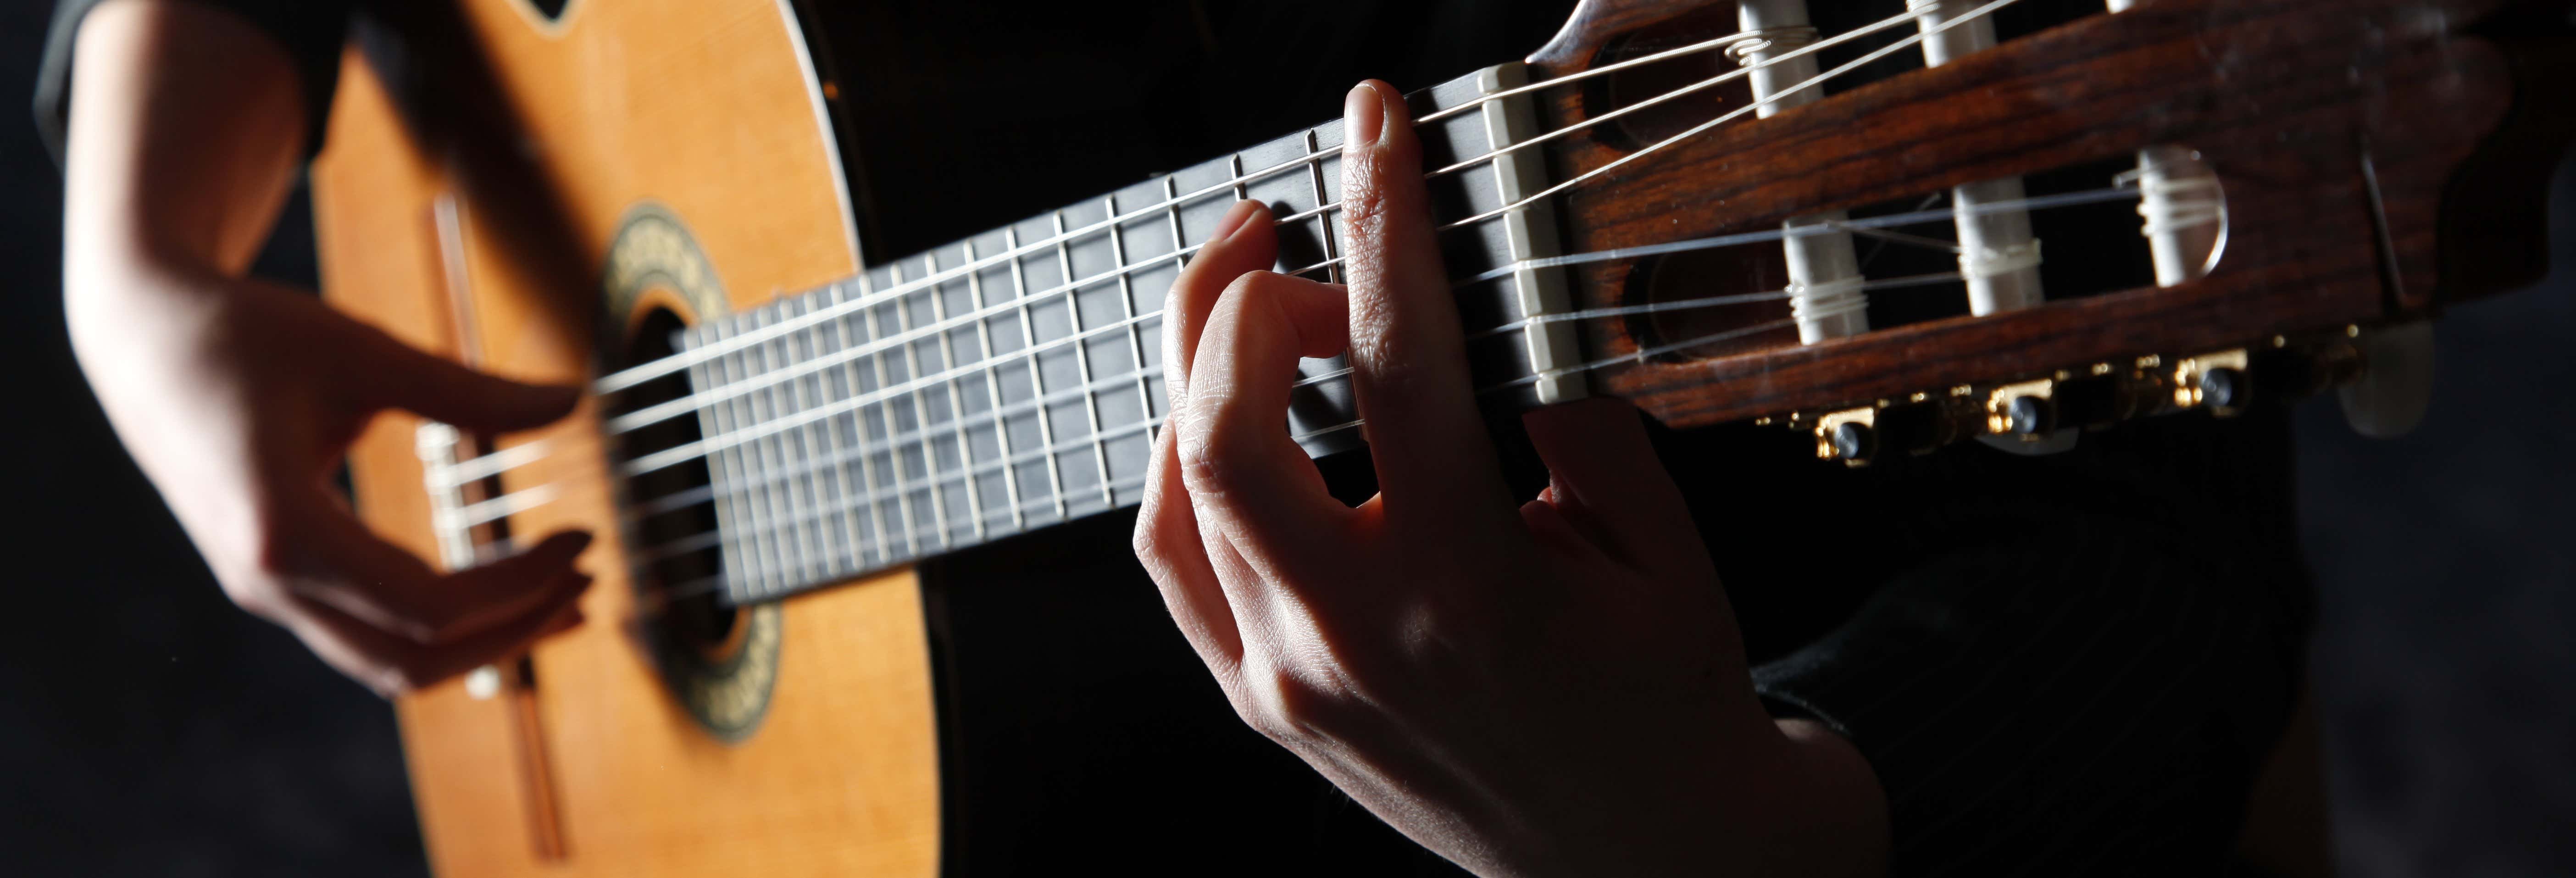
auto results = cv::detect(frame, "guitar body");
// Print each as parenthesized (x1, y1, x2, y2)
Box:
(311, 0, 939, 874)
(296, 0, 2570, 874)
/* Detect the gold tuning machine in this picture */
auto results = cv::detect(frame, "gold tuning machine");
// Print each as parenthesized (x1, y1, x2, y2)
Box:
(1793, 332, 2373, 466)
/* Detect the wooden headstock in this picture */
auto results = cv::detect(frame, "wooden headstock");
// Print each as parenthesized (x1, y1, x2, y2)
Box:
(1521, 0, 2573, 437)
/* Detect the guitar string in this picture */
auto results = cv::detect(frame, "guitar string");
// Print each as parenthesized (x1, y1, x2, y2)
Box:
(622, 270, 1975, 575)
(1438, 0, 2021, 232)
(616, 177, 2164, 569)
(451, 0, 2021, 485)
(602, 183, 2129, 490)
(505, 175, 2213, 589)
(588, 6, 1942, 399)
(463, 178, 2119, 541)
(583, 5, 1962, 440)
(442, 0, 2054, 576)
(479, 175, 2176, 569)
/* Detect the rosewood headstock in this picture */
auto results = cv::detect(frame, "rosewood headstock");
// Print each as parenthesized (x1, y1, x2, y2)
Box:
(1520, 0, 2573, 451)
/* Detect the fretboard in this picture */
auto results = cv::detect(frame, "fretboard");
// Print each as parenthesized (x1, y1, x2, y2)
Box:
(677, 64, 1579, 606)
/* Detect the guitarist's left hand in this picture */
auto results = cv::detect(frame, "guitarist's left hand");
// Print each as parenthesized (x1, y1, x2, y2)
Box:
(1133, 81, 1889, 877)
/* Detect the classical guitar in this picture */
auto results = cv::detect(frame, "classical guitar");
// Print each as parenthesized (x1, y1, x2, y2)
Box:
(305, 0, 2569, 873)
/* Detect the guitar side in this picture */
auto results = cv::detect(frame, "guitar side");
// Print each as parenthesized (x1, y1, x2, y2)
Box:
(307, 0, 941, 875)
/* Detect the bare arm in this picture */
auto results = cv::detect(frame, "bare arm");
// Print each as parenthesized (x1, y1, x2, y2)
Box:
(62, 0, 593, 695)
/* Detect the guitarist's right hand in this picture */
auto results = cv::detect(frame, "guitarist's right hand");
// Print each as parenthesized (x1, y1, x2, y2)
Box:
(57, 0, 595, 696)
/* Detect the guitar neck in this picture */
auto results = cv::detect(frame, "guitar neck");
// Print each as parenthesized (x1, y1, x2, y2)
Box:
(666, 64, 1577, 606)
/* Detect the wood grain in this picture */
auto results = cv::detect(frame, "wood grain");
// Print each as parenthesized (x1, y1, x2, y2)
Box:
(300, 0, 2569, 874)
(310, 0, 938, 875)
(1527, 0, 2560, 429)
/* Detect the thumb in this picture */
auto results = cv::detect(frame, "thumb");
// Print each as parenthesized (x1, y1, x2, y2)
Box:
(1521, 398, 1705, 572)
(344, 322, 582, 433)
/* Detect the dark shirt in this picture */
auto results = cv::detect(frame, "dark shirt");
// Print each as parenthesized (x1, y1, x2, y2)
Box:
(37, 1, 2311, 874)
(35, 0, 350, 164)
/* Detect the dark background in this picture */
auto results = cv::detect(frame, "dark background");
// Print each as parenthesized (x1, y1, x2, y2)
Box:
(3, 0, 2571, 875)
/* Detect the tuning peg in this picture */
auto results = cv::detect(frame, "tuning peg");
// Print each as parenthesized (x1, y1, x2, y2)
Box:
(2339, 322, 2435, 438)
(2003, 394, 2054, 434)
(1830, 421, 1877, 463)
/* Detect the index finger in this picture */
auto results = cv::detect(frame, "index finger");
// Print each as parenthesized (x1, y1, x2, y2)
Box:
(1337, 80, 1518, 531)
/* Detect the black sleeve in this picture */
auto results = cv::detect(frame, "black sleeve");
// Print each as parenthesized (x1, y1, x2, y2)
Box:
(34, 0, 354, 167)
(1752, 454, 2313, 875)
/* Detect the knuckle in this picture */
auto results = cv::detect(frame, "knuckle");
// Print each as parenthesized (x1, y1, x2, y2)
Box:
(1221, 269, 1285, 302)
(1130, 517, 1188, 578)
(1129, 516, 1162, 561)
(1179, 439, 1266, 504)
(1232, 661, 1358, 745)
(1175, 402, 1267, 499)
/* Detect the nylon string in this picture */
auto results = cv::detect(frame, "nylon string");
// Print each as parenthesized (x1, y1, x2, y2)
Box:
(432, 0, 2158, 578)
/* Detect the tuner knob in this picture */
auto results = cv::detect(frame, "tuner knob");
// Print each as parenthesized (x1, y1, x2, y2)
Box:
(2340, 321, 2434, 438)
(2004, 395, 2054, 435)
(2199, 366, 2248, 409)
(1831, 421, 1877, 463)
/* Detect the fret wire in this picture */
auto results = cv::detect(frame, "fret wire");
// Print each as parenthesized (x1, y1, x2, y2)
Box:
(685, 328, 751, 602)
(667, 205, 2071, 522)
(748, 307, 811, 595)
(962, 239, 1027, 534)
(809, 297, 855, 573)
(817, 283, 878, 569)
(661, 471, 1170, 604)
(723, 316, 779, 595)
(833, 280, 897, 568)
(1302, 130, 1345, 285)
(718, 317, 779, 594)
(777, 304, 829, 591)
(1109, 189, 1156, 461)
(679, 281, 1909, 566)
(623, 259, 1337, 479)
(593, 23, 1930, 400)
(894, 258, 958, 550)
(777, 297, 827, 588)
(1052, 210, 1117, 511)
(1154, 175, 1190, 443)
(927, 249, 989, 543)
(1005, 227, 1071, 522)
(671, 356, 1166, 531)
(500, 35, 2046, 508)
(603, 226, 1265, 435)
(870, 264, 926, 560)
(788, 294, 854, 575)
(699, 413, 1173, 557)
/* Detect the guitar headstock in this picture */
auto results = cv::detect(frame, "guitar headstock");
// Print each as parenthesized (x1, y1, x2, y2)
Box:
(1513, 0, 2573, 459)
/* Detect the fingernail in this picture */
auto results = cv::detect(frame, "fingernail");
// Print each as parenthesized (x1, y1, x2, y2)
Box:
(1344, 82, 1385, 147)
(1212, 199, 1261, 242)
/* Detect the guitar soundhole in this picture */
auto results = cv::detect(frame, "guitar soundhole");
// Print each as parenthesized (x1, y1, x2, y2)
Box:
(613, 306, 745, 658)
(514, 0, 570, 23)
